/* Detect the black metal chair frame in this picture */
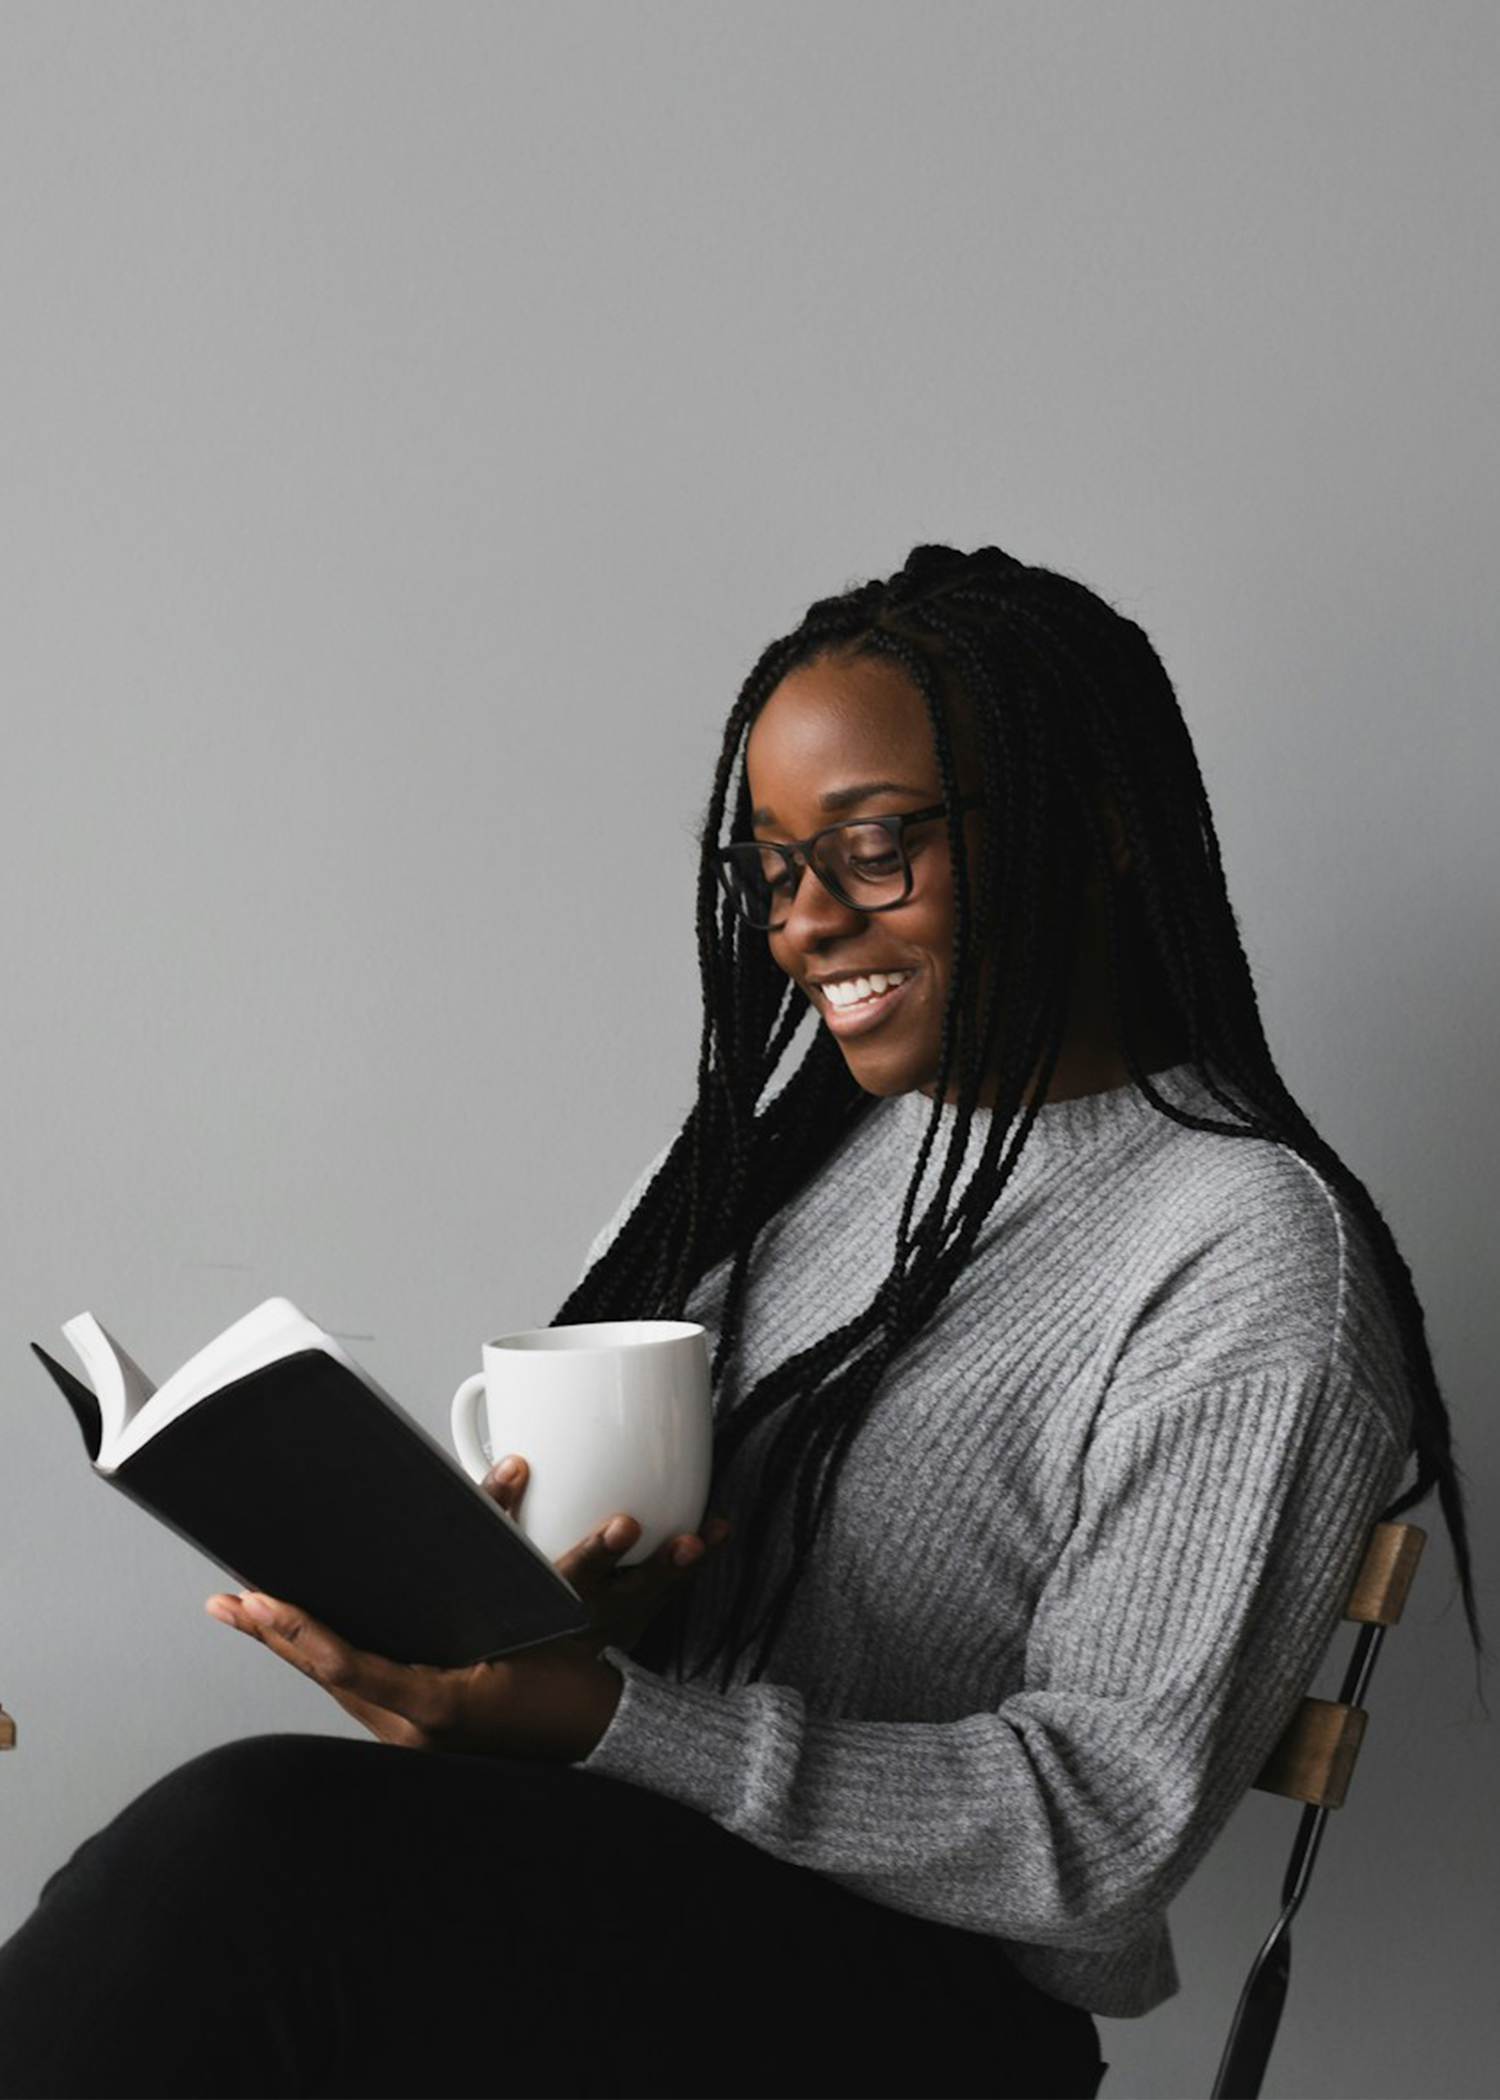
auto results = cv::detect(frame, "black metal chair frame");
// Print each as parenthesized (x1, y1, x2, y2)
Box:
(1209, 1521, 1426, 2100)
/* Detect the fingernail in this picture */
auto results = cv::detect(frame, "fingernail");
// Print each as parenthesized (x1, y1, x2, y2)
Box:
(672, 1539, 701, 1568)
(494, 1457, 521, 1482)
(603, 1517, 634, 1550)
(204, 1597, 237, 1624)
(239, 1593, 277, 1625)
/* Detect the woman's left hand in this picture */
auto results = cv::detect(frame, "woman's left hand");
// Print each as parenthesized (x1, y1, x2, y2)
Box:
(204, 1591, 622, 1762)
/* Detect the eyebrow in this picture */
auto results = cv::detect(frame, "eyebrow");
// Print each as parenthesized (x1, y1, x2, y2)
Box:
(752, 779, 935, 827)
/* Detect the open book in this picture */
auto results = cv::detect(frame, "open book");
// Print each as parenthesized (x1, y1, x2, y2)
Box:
(32, 1297, 587, 1666)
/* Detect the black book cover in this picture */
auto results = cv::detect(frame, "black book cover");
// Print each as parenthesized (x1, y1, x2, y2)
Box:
(33, 1344, 587, 1666)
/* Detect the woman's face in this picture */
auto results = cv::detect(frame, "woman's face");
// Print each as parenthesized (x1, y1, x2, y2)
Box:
(743, 652, 967, 1099)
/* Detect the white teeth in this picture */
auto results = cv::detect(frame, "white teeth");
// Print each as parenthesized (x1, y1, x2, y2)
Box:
(822, 970, 912, 1009)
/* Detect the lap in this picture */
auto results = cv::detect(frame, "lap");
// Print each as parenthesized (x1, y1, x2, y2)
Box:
(0, 1735, 1102, 2099)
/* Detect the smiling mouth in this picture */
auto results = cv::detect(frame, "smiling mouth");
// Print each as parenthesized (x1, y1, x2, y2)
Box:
(811, 969, 918, 1035)
(818, 969, 915, 1010)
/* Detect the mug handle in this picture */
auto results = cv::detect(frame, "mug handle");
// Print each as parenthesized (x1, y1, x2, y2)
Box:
(450, 1372, 491, 1481)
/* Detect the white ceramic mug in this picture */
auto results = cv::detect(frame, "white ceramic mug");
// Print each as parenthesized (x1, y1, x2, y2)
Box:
(450, 1320, 712, 1566)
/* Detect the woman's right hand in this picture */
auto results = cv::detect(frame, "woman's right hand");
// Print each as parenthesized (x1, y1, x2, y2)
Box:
(480, 1455, 729, 1654)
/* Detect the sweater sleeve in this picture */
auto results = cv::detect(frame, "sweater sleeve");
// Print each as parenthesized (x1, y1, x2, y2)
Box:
(583, 1359, 1406, 1952)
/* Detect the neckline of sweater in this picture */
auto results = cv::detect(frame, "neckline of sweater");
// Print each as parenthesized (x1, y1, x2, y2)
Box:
(884, 1063, 1229, 1167)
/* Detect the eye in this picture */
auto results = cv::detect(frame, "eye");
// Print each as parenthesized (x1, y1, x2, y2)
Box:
(756, 844, 796, 893)
(841, 823, 902, 880)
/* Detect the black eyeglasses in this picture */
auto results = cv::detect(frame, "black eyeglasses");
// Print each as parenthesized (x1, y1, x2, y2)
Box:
(715, 797, 982, 931)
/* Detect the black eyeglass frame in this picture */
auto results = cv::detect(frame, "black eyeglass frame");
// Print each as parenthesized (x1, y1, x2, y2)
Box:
(715, 795, 984, 931)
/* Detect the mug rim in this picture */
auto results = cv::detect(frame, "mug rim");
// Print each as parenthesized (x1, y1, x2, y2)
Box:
(484, 1319, 706, 1354)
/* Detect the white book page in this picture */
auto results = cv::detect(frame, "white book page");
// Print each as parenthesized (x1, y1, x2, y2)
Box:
(59, 1315, 159, 1459)
(66, 1298, 381, 1473)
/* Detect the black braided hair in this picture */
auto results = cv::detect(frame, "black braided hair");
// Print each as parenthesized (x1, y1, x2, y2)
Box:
(555, 544, 1479, 1679)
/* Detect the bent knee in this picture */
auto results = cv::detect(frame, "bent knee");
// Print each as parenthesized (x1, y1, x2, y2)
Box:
(52, 1735, 373, 1910)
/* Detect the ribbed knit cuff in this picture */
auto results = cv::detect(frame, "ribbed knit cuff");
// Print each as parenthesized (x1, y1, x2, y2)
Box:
(583, 1648, 763, 1824)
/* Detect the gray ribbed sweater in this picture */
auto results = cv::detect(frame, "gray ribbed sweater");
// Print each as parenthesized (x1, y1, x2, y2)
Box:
(581, 1069, 1411, 2017)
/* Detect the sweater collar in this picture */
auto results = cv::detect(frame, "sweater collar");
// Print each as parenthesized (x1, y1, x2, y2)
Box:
(886, 1064, 1225, 1169)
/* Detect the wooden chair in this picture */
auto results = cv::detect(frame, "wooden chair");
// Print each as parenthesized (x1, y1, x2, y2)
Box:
(1210, 1520, 1426, 2099)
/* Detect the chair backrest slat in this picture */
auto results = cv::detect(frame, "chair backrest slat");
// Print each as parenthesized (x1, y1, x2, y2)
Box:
(1251, 1523, 1424, 1808)
(1255, 1696, 1366, 1808)
(1345, 1522, 1425, 1626)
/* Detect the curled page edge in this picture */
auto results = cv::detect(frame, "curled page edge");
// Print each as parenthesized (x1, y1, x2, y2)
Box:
(60, 1312, 159, 1463)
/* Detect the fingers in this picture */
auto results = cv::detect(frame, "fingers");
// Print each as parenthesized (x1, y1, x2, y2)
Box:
(553, 1511, 732, 1597)
(554, 1514, 643, 1592)
(554, 1511, 731, 1588)
(205, 1591, 452, 1741)
(667, 1514, 731, 1570)
(206, 1590, 353, 1684)
(481, 1455, 528, 1516)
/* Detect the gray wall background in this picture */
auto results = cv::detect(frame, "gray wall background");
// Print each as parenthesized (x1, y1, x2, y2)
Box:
(2, 4, 1495, 2093)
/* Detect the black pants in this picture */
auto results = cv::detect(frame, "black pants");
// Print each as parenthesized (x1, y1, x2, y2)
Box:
(0, 1735, 1103, 2098)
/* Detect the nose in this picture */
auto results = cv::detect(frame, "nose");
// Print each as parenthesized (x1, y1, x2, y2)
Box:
(776, 858, 866, 952)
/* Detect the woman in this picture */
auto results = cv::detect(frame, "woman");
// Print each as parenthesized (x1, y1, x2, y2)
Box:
(0, 545, 1474, 2099)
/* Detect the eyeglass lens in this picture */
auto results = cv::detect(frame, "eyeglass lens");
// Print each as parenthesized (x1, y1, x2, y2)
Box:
(722, 819, 910, 927)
